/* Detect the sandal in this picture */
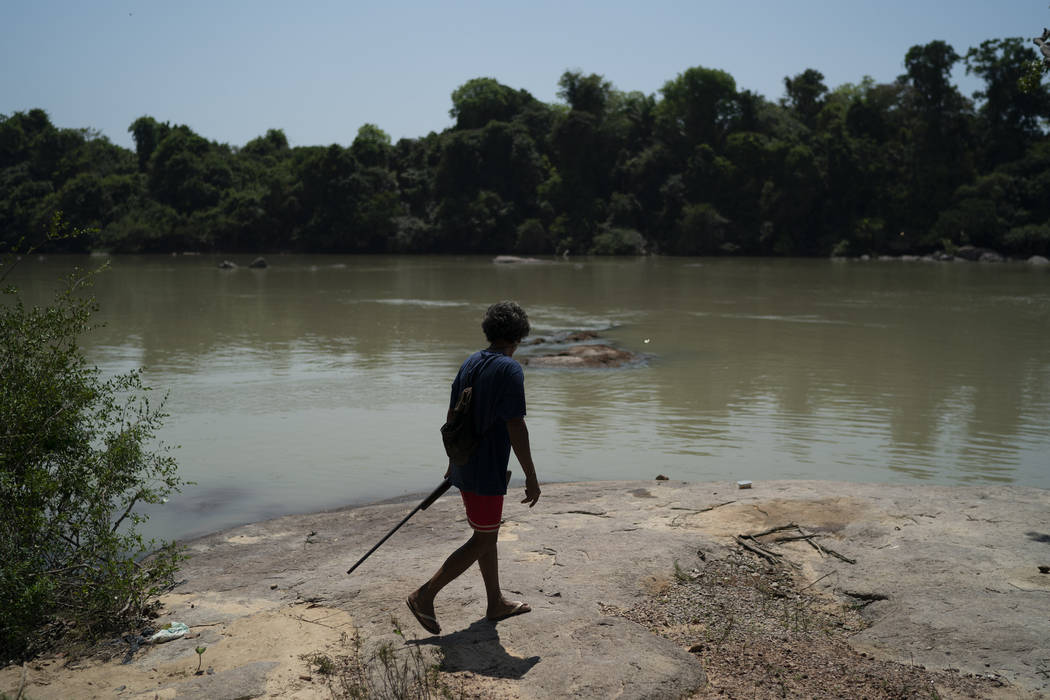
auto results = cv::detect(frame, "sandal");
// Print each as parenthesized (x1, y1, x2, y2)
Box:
(487, 601, 531, 622)
(406, 597, 440, 635)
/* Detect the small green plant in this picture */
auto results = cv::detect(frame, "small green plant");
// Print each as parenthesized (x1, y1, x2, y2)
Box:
(831, 239, 851, 257)
(303, 652, 337, 676)
(304, 618, 461, 699)
(672, 559, 691, 583)
(195, 645, 207, 674)
(715, 612, 735, 645)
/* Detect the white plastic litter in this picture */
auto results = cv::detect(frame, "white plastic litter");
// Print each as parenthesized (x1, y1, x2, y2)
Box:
(149, 622, 189, 644)
(737, 480, 752, 489)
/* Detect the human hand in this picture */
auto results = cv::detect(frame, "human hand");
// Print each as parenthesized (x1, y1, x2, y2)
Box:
(521, 477, 541, 508)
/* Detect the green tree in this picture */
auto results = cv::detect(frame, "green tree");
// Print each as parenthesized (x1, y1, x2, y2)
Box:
(128, 116, 171, 172)
(782, 69, 828, 130)
(350, 123, 393, 169)
(147, 125, 231, 216)
(898, 41, 976, 240)
(656, 67, 738, 151)
(903, 41, 963, 114)
(966, 37, 1050, 168)
(241, 128, 289, 159)
(449, 78, 536, 130)
(1, 228, 184, 660)
(557, 70, 613, 118)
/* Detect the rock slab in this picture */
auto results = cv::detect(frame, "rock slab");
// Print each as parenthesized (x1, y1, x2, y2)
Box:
(4, 480, 1048, 699)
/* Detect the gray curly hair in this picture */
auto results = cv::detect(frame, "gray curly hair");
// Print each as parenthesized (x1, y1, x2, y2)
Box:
(482, 301, 530, 344)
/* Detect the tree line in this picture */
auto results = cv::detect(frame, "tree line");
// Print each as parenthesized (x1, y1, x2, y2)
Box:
(2, 37, 1049, 258)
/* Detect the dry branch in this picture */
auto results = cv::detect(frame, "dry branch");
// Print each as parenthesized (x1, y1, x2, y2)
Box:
(735, 535, 783, 565)
(751, 523, 799, 538)
(739, 524, 856, 566)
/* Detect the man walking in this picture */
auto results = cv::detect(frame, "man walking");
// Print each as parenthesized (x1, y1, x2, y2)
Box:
(407, 301, 541, 634)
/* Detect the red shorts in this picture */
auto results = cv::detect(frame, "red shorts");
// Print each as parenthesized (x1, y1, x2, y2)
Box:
(460, 490, 504, 533)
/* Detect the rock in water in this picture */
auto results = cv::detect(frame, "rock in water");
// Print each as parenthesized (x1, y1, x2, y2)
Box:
(493, 255, 546, 264)
(249, 257, 268, 269)
(522, 344, 636, 368)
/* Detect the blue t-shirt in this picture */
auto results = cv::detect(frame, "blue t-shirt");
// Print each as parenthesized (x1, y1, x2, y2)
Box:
(447, 350, 526, 496)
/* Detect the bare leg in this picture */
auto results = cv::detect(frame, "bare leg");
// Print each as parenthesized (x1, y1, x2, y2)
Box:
(477, 540, 502, 610)
(477, 536, 532, 620)
(408, 530, 498, 622)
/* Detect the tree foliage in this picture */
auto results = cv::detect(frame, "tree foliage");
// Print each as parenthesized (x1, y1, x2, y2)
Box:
(0, 226, 184, 661)
(2, 35, 1049, 258)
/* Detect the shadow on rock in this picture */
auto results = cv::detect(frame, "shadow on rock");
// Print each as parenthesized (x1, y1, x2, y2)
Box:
(410, 620, 540, 679)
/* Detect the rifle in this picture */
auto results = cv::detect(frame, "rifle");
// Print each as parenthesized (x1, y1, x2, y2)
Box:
(345, 478, 452, 575)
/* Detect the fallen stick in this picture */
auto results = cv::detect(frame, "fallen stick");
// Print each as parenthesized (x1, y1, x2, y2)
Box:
(742, 524, 855, 566)
(736, 535, 782, 565)
(670, 501, 737, 527)
(817, 542, 855, 564)
(750, 523, 800, 538)
(798, 527, 855, 564)
(773, 534, 819, 543)
(775, 531, 829, 557)
(798, 571, 835, 592)
(698, 500, 737, 513)
(554, 510, 609, 517)
(793, 525, 857, 564)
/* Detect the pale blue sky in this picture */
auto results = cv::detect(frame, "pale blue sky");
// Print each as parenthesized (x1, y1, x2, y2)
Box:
(2, 1, 1046, 150)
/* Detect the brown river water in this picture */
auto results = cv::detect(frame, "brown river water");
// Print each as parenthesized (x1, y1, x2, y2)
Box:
(10, 254, 1050, 542)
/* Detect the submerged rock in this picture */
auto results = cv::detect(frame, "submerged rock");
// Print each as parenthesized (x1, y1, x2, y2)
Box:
(521, 329, 645, 368)
(522, 330, 600, 346)
(493, 255, 548, 264)
(522, 343, 638, 368)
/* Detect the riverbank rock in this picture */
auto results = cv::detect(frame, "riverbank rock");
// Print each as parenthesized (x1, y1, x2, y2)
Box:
(955, 245, 1005, 262)
(5, 481, 1046, 699)
(1027, 255, 1050, 265)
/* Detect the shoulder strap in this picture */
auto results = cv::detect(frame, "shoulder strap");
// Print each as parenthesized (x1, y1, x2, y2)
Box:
(465, 352, 500, 389)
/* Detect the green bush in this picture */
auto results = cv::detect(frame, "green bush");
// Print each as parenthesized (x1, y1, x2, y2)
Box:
(0, 231, 184, 661)
(589, 227, 648, 255)
(669, 203, 728, 255)
(514, 218, 550, 254)
(1004, 223, 1050, 256)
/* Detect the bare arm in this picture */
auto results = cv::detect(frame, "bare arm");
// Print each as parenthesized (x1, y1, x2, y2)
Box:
(507, 416, 540, 506)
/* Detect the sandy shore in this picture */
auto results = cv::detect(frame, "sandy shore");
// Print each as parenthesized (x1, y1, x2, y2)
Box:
(2, 480, 1049, 699)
